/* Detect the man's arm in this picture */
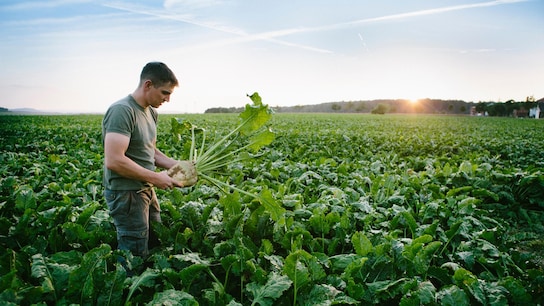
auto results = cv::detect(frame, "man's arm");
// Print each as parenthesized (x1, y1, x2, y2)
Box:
(154, 147, 178, 170)
(104, 132, 182, 189)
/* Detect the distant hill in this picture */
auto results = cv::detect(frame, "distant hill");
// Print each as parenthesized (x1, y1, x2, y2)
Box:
(205, 99, 475, 115)
(1, 107, 62, 115)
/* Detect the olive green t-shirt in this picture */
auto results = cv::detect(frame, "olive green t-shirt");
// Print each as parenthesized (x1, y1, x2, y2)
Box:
(102, 95, 158, 190)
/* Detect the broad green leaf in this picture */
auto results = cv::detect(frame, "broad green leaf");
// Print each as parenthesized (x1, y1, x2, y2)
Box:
(180, 264, 209, 287)
(415, 281, 437, 304)
(459, 160, 473, 175)
(67, 244, 112, 303)
(149, 289, 198, 306)
(437, 285, 470, 306)
(329, 254, 359, 272)
(258, 188, 285, 222)
(302, 283, 358, 306)
(247, 92, 262, 105)
(457, 251, 475, 269)
(97, 263, 126, 306)
(445, 220, 463, 239)
(412, 234, 433, 245)
(400, 211, 418, 237)
(246, 272, 291, 306)
(399, 281, 437, 306)
(367, 278, 414, 300)
(31, 254, 55, 294)
(284, 250, 322, 290)
(75, 201, 100, 226)
(238, 93, 273, 135)
(62, 222, 88, 244)
(15, 186, 36, 211)
(309, 210, 330, 236)
(220, 192, 242, 221)
(498, 276, 532, 305)
(351, 232, 373, 256)
(248, 128, 275, 152)
(413, 241, 442, 274)
(126, 269, 159, 303)
(453, 268, 487, 304)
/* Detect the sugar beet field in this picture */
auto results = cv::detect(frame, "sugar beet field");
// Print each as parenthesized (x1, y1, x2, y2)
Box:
(1, 113, 544, 305)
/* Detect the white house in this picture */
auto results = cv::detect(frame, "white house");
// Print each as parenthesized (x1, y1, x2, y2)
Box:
(529, 101, 543, 119)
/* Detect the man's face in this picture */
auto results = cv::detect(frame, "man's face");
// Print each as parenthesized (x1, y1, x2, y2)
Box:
(146, 81, 175, 108)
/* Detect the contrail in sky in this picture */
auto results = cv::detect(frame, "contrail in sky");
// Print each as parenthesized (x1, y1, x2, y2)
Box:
(104, 0, 528, 53)
(253, 0, 530, 37)
(103, 2, 334, 53)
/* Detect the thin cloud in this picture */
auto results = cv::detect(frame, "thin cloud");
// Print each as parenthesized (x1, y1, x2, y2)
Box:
(335, 0, 530, 28)
(163, 0, 225, 10)
(103, 0, 528, 53)
(460, 48, 498, 54)
(0, 0, 92, 11)
(260, 0, 531, 36)
(103, 2, 333, 53)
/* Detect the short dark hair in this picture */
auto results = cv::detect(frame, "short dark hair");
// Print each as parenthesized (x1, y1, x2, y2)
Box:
(140, 62, 179, 87)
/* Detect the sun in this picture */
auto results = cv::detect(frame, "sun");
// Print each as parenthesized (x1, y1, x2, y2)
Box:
(408, 98, 420, 104)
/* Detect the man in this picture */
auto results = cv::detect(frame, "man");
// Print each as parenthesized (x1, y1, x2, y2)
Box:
(102, 62, 193, 259)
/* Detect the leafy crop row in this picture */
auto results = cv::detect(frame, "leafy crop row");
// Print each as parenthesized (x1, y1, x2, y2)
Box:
(1, 113, 543, 305)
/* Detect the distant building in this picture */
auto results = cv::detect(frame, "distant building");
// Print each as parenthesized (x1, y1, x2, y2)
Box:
(514, 107, 529, 118)
(529, 101, 543, 119)
(470, 106, 487, 116)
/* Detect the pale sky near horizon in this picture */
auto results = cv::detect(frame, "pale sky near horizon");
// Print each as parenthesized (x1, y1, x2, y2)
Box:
(1, 0, 543, 114)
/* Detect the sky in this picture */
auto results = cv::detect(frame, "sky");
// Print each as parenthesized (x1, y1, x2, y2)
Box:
(1, 0, 543, 114)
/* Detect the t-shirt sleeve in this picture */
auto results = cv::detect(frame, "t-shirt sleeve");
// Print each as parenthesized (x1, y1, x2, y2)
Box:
(103, 104, 134, 137)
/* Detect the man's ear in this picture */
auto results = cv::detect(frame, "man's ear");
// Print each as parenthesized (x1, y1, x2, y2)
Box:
(144, 79, 153, 89)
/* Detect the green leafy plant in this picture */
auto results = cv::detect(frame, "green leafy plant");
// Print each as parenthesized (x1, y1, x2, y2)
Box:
(170, 92, 284, 220)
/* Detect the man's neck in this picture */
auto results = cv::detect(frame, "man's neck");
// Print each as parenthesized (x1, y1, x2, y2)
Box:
(130, 89, 148, 108)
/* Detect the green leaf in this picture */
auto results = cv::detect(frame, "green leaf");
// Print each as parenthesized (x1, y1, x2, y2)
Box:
(329, 254, 359, 273)
(149, 289, 198, 306)
(351, 232, 373, 256)
(171, 252, 211, 265)
(31, 254, 55, 294)
(459, 160, 473, 175)
(239, 92, 273, 135)
(247, 272, 292, 306)
(248, 128, 275, 153)
(400, 281, 437, 306)
(67, 244, 111, 303)
(498, 276, 532, 305)
(220, 192, 242, 222)
(445, 220, 463, 239)
(367, 278, 413, 301)
(414, 241, 442, 274)
(180, 264, 209, 287)
(247, 92, 262, 105)
(97, 263, 126, 306)
(415, 281, 437, 304)
(453, 268, 487, 304)
(303, 283, 359, 305)
(15, 186, 36, 211)
(258, 188, 285, 222)
(126, 269, 159, 303)
(437, 285, 470, 306)
(283, 249, 324, 291)
(309, 210, 329, 235)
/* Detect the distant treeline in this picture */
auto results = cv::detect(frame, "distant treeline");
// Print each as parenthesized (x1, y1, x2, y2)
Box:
(205, 97, 543, 117)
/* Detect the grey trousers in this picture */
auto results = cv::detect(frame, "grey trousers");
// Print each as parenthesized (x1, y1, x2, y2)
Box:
(105, 188, 161, 258)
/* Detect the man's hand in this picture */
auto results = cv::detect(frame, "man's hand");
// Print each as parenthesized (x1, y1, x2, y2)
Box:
(153, 171, 184, 190)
